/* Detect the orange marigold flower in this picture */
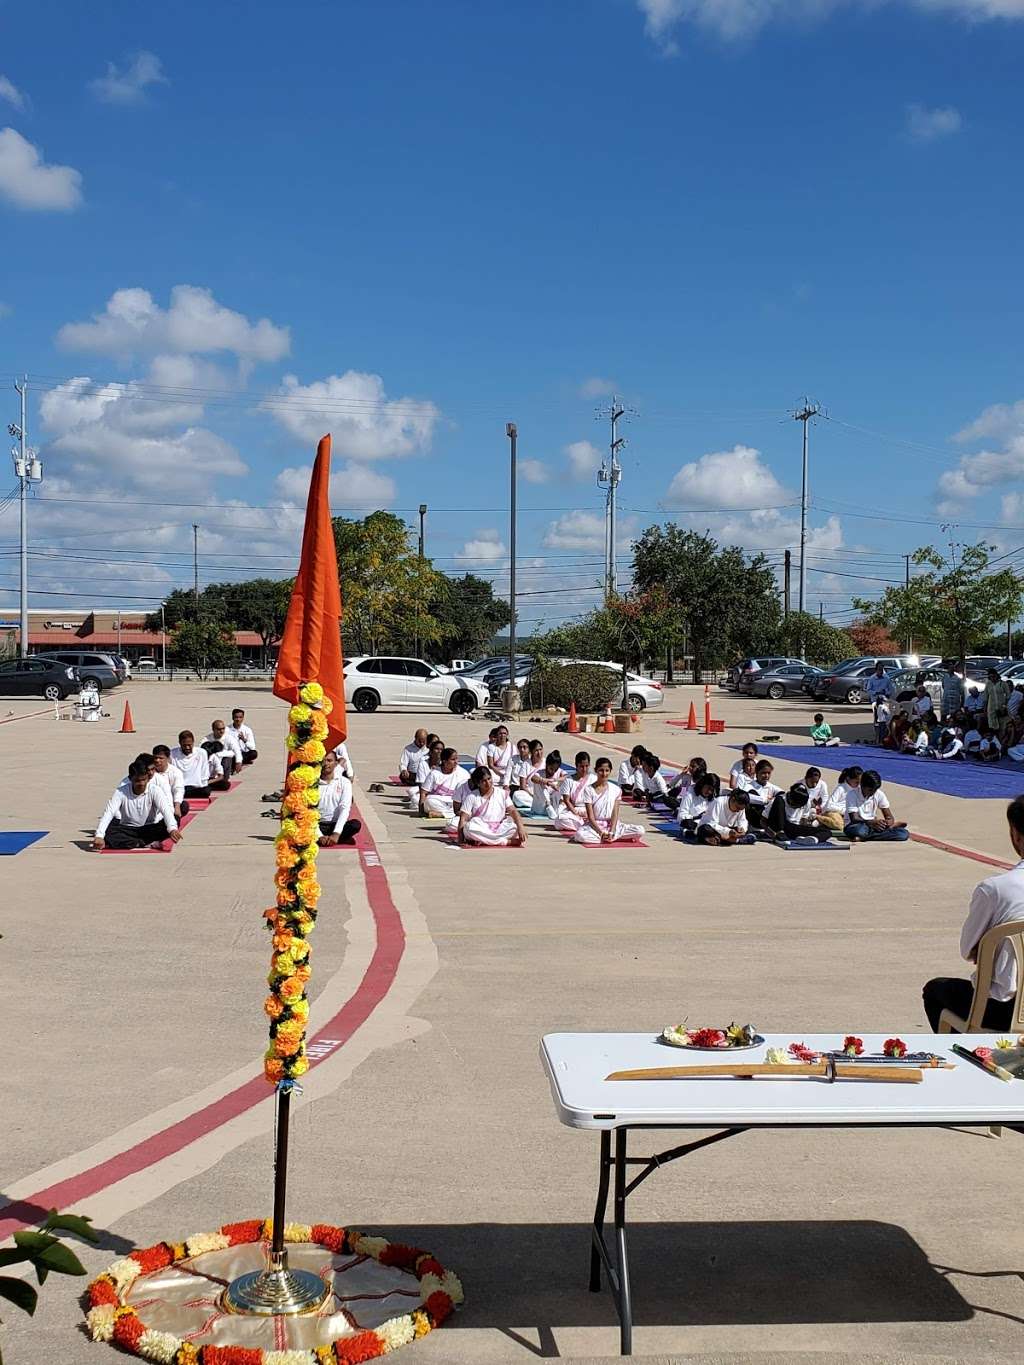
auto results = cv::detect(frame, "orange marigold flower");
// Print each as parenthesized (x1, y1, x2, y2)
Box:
(264, 995, 284, 1019)
(221, 1219, 264, 1246)
(275, 1033, 301, 1057)
(312, 1223, 347, 1252)
(279, 975, 304, 1001)
(284, 792, 308, 815)
(276, 847, 300, 870)
(264, 1057, 284, 1082)
(111, 1311, 144, 1349)
(277, 889, 297, 907)
(295, 964, 312, 983)
(333, 1329, 384, 1362)
(130, 1243, 173, 1272)
(88, 1276, 118, 1307)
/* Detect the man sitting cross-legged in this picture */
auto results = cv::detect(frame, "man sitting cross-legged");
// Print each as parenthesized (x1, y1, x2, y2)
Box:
(207, 718, 243, 779)
(172, 730, 218, 799)
(151, 744, 188, 820)
(229, 707, 258, 763)
(318, 750, 362, 845)
(93, 759, 182, 850)
(398, 729, 429, 786)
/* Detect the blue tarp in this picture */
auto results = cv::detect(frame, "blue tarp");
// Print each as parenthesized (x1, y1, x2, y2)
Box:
(737, 744, 1024, 800)
(0, 831, 47, 855)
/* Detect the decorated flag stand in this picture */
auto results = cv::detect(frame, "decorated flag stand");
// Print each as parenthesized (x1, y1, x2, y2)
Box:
(84, 437, 462, 1363)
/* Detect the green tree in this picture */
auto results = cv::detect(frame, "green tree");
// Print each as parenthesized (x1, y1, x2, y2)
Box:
(853, 542, 1024, 664)
(145, 588, 200, 632)
(632, 526, 781, 679)
(775, 612, 855, 665)
(203, 578, 293, 663)
(0, 1211, 99, 1363)
(333, 511, 448, 656)
(169, 619, 239, 677)
(428, 574, 511, 662)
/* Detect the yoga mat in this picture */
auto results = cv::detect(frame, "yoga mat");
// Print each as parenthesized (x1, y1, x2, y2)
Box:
(734, 743, 1024, 800)
(778, 840, 850, 852)
(0, 831, 47, 855)
(574, 838, 648, 849)
(98, 810, 196, 854)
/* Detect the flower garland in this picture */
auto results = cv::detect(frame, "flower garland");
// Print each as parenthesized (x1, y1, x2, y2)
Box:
(265, 682, 331, 1086)
(84, 1222, 464, 1363)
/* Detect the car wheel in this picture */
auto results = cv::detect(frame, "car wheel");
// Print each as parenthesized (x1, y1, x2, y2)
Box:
(449, 690, 476, 714)
(43, 684, 62, 700)
(627, 693, 646, 713)
(767, 683, 785, 700)
(82, 675, 103, 690)
(352, 688, 380, 713)
(846, 686, 865, 705)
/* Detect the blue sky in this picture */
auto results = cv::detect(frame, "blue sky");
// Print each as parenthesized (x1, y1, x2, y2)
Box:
(1, 0, 1023, 632)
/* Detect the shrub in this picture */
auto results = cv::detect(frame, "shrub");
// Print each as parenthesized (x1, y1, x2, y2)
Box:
(522, 662, 620, 712)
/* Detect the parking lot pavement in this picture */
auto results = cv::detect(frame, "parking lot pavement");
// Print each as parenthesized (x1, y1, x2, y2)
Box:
(4, 685, 1024, 1361)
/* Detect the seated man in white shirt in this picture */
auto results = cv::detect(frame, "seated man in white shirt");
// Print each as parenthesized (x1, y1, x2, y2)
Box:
(318, 750, 362, 845)
(151, 744, 188, 818)
(407, 738, 444, 806)
(230, 708, 258, 763)
(172, 730, 216, 799)
(696, 790, 753, 846)
(419, 747, 471, 819)
(207, 718, 243, 779)
(923, 795, 1024, 1031)
(398, 729, 429, 785)
(93, 760, 181, 850)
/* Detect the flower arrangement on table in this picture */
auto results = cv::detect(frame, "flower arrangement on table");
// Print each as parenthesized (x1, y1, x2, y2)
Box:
(662, 1022, 758, 1049)
(264, 681, 331, 1086)
(84, 1221, 464, 1363)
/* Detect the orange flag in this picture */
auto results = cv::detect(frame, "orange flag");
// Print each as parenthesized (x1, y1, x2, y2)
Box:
(273, 434, 347, 749)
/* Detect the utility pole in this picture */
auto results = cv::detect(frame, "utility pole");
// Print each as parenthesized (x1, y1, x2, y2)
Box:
(10, 377, 41, 658)
(792, 399, 822, 616)
(903, 554, 912, 654)
(160, 604, 166, 672)
(416, 504, 427, 659)
(192, 523, 200, 613)
(783, 549, 791, 618)
(819, 601, 824, 624)
(597, 398, 626, 601)
(506, 424, 517, 697)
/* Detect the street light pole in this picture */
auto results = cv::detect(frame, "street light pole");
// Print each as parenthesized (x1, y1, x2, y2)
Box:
(416, 504, 427, 659)
(507, 424, 517, 694)
(11, 377, 40, 658)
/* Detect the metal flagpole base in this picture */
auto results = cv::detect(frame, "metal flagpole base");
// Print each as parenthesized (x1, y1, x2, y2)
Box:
(222, 1252, 329, 1316)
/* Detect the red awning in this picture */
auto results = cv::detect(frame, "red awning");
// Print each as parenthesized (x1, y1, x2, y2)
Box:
(27, 630, 265, 647)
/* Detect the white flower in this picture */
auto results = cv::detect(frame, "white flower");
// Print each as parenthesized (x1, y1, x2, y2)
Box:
(86, 1305, 116, 1341)
(419, 1273, 443, 1298)
(185, 1231, 230, 1256)
(352, 1234, 388, 1258)
(764, 1047, 788, 1066)
(106, 1256, 141, 1291)
(440, 1270, 464, 1304)
(282, 1222, 313, 1243)
(263, 1351, 317, 1364)
(138, 1328, 183, 1362)
(377, 1315, 416, 1350)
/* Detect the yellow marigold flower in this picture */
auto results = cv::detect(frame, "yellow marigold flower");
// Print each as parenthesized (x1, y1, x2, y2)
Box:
(290, 1054, 309, 1076)
(310, 713, 329, 738)
(321, 696, 333, 714)
(290, 998, 309, 1020)
(286, 765, 317, 791)
(289, 703, 313, 724)
(295, 740, 326, 763)
(285, 734, 298, 751)
(299, 681, 324, 704)
(290, 939, 310, 961)
(305, 788, 321, 808)
(279, 818, 299, 840)
(412, 1310, 431, 1338)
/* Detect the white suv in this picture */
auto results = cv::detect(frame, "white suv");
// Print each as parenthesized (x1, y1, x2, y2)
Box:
(344, 656, 489, 714)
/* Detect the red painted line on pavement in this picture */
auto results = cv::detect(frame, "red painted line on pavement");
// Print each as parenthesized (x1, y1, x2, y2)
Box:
(0, 707, 54, 725)
(0, 804, 404, 1241)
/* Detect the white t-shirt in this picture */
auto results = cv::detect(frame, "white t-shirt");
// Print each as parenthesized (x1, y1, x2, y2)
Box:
(230, 721, 256, 752)
(961, 859, 1024, 1001)
(729, 759, 756, 780)
(847, 789, 891, 823)
(171, 746, 212, 787)
(806, 778, 828, 808)
(399, 742, 428, 777)
(152, 765, 184, 806)
(318, 773, 353, 832)
(981, 735, 1002, 756)
(913, 695, 934, 719)
(421, 765, 471, 802)
(964, 728, 982, 750)
(208, 729, 243, 765)
(825, 782, 858, 814)
(637, 770, 669, 801)
(939, 736, 964, 759)
(96, 778, 176, 837)
(698, 794, 748, 837)
(676, 787, 710, 822)
(617, 759, 639, 786)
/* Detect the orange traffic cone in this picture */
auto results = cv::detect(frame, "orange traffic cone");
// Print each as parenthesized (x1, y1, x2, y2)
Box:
(602, 704, 615, 734)
(567, 701, 579, 734)
(685, 701, 698, 730)
(120, 700, 135, 733)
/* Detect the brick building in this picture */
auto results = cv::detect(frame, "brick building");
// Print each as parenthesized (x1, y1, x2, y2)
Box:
(0, 609, 266, 663)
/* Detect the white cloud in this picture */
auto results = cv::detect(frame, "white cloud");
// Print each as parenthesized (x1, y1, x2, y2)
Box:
(542, 510, 639, 552)
(0, 128, 83, 210)
(954, 399, 1024, 444)
(565, 440, 602, 480)
(261, 371, 439, 461)
(1001, 492, 1024, 523)
(459, 530, 507, 563)
(89, 51, 168, 105)
(664, 444, 788, 509)
(906, 102, 962, 141)
(58, 285, 290, 363)
(936, 398, 1024, 506)
(578, 376, 617, 398)
(0, 76, 25, 110)
(274, 461, 396, 508)
(637, 0, 1024, 49)
(519, 458, 549, 484)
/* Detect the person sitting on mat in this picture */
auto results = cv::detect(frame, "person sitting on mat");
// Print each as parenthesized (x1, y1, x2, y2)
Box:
(677, 772, 719, 838)
(206, 718, 243, 779)
(510, 739, 544, 811)
(198, 735, 232, 790)
(93, 760, 181, 851)
(729, 742, 758, 785)
(844, 770, 909, 842)
(932, 727, 965, 760)
(667, 755, 708, 803)
(508, 738, 534, 806)
(809, 714, 840, 747)
(407, 737, 444, 806)
(398, 729, 429, 785)
(732, 753, 758, 794)
(318, 750, 362, 845)
(818, 766, 863, 833)
(885, 710, 910, 752)
(574, 756, 645, 844)
(229, 708, 258, 764)
(635, 752, 677, 812)
(696, 789, 753, 846)
(553, 751, 597, 832)
(530, 750, 565, 819)
(151, 744, 188, 820)
(172, 730, 218, 799)
(978, 720, 1003, 763)
(964, 686, 985, 720)
(617, 745, 647, 797)
(458, 767, 528, 846)
(745, 758, 783, 832)
(963, 722, 983, 758)
(922, 795, 1024, 1032)
(420, 748, 472, 820)
(805, 766, 828, 813)
(477, 725, 515, 789)
(765, 781, 832, 844)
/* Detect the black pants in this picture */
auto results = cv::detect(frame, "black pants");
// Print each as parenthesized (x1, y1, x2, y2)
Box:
(922, 977, 1014, 1033)
(242, 750, 257, 764)
(219, 755, 236, 779)
(184, 784, 210, 800)
(105, 818, 169, 849)
(179, 799, 190, 817)
(765, 793, 831, 841)
(319, 818, 362, 844)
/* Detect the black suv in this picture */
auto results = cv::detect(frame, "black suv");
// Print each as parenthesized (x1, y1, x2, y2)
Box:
(0, 656, 80, 699)
(34, 650, 126, 690)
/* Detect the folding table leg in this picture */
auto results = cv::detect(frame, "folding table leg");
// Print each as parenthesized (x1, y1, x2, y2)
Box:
(614, 1127, 633, 1355)
(590, 1129, 612, 1292)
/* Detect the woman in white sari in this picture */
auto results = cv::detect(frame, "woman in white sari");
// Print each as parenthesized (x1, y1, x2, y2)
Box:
(458, 768, 528, 846)
(553, 751, 596, 833)
(510, 738, 541, 810)
(574, 757, 644, 844)
(476, 725, 514, 789)
(529, 750, 564, 818)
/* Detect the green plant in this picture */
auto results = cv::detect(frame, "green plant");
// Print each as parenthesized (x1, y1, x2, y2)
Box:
(0, 1211, 99, 1362)
(523, 662, 620, 713)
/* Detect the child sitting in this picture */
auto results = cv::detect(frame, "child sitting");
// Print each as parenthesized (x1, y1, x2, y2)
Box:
(676, 773, 720, 837)
(932, 727, 965, 761)
(696, 789, 754, 846)
(810, 713, 840, 747)
(617, 745, 647, 797)
(963, 721, 983, 758)
(979, 721, 1003, 763)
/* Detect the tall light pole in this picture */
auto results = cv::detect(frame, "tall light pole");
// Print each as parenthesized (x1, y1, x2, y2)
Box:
(597, 399, 626, 600)
(507, 424, 517, 692)
(10, 377, 41, 658)
(416, 504, 427, 659)
(192, 522, 200, 612)
(792, 398, 822, 616)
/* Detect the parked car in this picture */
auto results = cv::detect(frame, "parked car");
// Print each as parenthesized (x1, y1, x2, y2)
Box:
(343, 656, 489, 713)
(112, 654, 132, 680)
(743, 663, 824, 700)
(135, 657, 159, 671)
(0, 656, 79, 699)
(721, 656, 807, 691)
(33, 649, 126, 690)
(812, 659, 901, 705)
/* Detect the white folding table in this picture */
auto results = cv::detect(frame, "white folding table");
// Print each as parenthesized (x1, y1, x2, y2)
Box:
(541, 1031, 1024, 1355)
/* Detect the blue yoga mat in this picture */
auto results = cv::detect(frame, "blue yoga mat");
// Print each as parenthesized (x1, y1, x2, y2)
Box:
(734, 743, 1024, 800)
(0, 831, 47, 855)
